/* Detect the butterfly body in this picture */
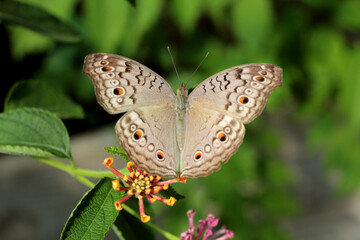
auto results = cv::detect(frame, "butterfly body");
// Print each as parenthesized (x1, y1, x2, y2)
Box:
(175, 83, 189, 151)
(83, 53, 282, 178)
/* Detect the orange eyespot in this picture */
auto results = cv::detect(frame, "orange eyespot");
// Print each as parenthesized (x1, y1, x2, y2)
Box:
(255, 76, 265, 81)
(101, 66, 113, 71)
(156, 150, 165, 160)
(260, 70, 267, 75)
(217, 132, 227, 142)
(113, 87, 124, 95)
(133, 130, 143, 140)
(100, 60, 108, 65)
(194, 151, 203, 161)
(238, 96, 249, 104)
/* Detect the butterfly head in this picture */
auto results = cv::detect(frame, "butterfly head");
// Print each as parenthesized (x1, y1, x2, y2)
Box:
(177, 83, 189, 97)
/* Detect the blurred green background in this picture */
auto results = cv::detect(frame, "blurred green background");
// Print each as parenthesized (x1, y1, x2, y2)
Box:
(1, 0, 360, 239)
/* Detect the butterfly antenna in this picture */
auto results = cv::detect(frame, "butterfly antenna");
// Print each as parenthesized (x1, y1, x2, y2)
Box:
(167, 46, 181, 84)
(185, 52, 210, 85)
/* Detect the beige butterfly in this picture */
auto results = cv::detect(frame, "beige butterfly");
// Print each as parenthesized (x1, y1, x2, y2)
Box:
(83, 53, 282, 178)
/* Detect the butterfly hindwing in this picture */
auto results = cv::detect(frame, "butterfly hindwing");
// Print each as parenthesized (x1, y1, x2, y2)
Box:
(115, 106, 178, 177)
(180, 106, 245, 178)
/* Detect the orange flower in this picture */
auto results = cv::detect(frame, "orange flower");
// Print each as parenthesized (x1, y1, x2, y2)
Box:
(103, 157, 187, 222)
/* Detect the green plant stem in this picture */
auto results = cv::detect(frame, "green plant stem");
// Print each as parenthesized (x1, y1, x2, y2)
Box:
(37, 157, 115, 178)
(121, 204, 179, 240)
(147, 222, 180, 240)
(37, 157, 179, 240)
(74, 175, 94, 188)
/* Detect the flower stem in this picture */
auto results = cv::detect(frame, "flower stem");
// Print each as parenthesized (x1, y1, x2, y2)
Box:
(37, 157, 115, 178)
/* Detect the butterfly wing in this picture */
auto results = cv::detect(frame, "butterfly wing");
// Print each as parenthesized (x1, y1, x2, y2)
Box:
(84, 53, 178, 177)
(180, 64, 282, 177)
(115, 105, 178, 177)
(83, 53, 175, 114)
(180, 107, 245, 178)
(189, 63, 282, 123)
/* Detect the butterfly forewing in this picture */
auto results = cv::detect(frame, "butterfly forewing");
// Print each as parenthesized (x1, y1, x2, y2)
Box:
(189, 63, 282, 123)
(83, 53, 175, 114)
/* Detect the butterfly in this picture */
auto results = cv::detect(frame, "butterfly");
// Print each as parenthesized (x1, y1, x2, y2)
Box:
(83, 53, 282, 178)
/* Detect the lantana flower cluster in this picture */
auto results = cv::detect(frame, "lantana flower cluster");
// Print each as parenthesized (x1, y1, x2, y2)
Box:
(103, 157, 187, 222)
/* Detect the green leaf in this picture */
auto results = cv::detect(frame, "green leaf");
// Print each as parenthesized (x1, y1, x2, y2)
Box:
(122, 0, 164, 55)
(6, 0, 77, 59)
(61, 177, 124, 240)
(104, 146, 129, 162)
(159, 185, 185, 201)
(205, 0, 232, 28)
(83, 0, 129, 52)
(265, 159, 293, 189)
(232, 0, 273, 55)
(324, 127, 360, 193)
(126, 0, 137, 7)
(261, 191, 299, 216)
(113, 200, 155, 240)
(8, 26, 53, 60)
(4, 80, 84, 119)
(344, 49, 360, 129)
(301, 0, 338, 8)
(300, 28, 347, 116)
(171, 0, 203, 34)
(0, 0, 80, 42)
(0, 108, 72, 160)
(335, 0, 360, 29)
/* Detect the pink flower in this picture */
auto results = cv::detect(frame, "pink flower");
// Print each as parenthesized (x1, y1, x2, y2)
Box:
(180, 210, 234, 240)
(103, 157, 187, 222)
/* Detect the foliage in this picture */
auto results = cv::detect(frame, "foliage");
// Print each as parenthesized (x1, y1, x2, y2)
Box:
(61, 177, 124, 240)
(0, 0, 80, 42)
(104, 146, 130, 162)
(0, 108, 72, 159)
(1, 0, 360, 239)
(5, 80, 84, 119)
